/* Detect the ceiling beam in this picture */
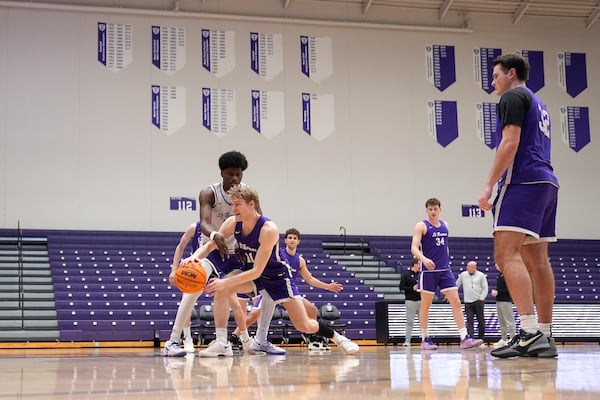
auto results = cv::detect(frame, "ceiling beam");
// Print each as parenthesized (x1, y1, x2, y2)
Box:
(439, 0, 454, 20)
(586, 2, 600, 28)
(513, 0, 531, 24)
(362, 0, 374, 15)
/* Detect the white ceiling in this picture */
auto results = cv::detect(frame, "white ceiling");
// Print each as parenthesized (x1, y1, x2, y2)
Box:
(2, 0, 600, 29)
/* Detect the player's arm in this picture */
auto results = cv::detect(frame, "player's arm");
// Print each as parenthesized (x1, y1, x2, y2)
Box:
(478, 124, 521, 211)
(299, 257, 342, 292)
(411, 221, 435, 270)
(205, 221, 279, 294)
(169, 223, 196, 285)
(188, 216, 235, 262)
(199, 187, 229, 255)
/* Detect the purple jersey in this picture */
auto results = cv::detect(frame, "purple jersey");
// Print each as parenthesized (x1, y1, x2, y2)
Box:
(421, 219, 450, 270)
(234, 216, 292, 280)
(279, 247, 301, 280)
(497, 86, 559, 189)
(191, 221, 202, 253)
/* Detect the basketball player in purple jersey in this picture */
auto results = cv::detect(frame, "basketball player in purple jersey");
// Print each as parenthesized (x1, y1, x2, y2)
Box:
(188, 186, 359, 354)
(479, 53, 559, 358)
(411, 198, 484, 350)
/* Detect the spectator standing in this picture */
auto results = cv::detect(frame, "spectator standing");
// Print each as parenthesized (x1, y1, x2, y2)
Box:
(456, 261, 489, 341)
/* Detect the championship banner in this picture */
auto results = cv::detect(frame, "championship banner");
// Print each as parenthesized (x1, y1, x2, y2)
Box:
(475, 102, 500, 149)
(201, 28, 235, 78)
(250, 32, 283, 81)
(201, 87, 236, 137)
(151, 85, 186, 136)
(519, 50, 545, 93)
(425, 44, 456, 92)
(301, 92, 335, 141)
(426, 100, 459, 148)
(558, 52, 588, 98)
(151, 25, 186, 75)
(97, 22, 133, 72)
(560, 106, 591, 152)
(251, 90, 285, 139)
(300, 35, 333, 83)
(473, 47, 502, 94)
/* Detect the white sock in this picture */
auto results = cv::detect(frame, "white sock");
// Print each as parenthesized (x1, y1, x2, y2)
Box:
(458, 328, 468, 341)
(539, 323, 552, 337)
(520, 314, 540, 334)
(183, 326, 191, 339)
(216, 327, 228, 344)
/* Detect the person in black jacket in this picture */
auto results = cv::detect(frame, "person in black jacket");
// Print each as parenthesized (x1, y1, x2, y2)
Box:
(491, 265, 516, 348)
(399, 257, 421, 347)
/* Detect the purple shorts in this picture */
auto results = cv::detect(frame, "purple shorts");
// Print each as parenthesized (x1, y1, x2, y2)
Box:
(493, 183, 558, 242)
(255, 276, 300, 303)
(419, 268, 457, 294)
(206, 249, 244, 276)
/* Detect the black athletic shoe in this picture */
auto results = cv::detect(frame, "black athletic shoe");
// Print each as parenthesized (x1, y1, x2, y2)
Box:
(490, 329, 550, 358)
(230, 334, 243, 351)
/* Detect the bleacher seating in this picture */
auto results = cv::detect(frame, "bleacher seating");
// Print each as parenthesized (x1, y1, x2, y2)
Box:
(5, 229, 599, 342)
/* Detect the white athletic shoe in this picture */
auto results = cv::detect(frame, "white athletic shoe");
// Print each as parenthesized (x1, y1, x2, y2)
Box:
(492, 339, 508, 348)
(198, 340, 233, 358)
(249, 338, 286, 355)
(183, 337, 195, 353)
(335, 336, 359, 354)
(163, 340, 186, 357)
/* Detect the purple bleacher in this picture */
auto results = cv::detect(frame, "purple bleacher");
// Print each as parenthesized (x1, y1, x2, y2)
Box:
(15, 229, 600, 342)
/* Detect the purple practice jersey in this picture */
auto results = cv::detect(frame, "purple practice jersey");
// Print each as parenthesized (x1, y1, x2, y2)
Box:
(279, 247, 301, 280)
(234, 216, 292, 280)
(497, 86, 559, 189)
(191, 221, 202, 253)
(421, 219, 450, 270)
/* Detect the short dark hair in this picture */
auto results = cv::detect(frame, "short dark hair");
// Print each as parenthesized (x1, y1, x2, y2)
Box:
(492, 53, 530, 82)
(219, 151, 248, 171)
(411, 257, 420, 266)
(285, 228, 301, 239)
(425, 198, 441, 208)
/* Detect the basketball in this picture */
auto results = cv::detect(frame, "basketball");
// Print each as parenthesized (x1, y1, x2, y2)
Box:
(173, 259, 208, 294)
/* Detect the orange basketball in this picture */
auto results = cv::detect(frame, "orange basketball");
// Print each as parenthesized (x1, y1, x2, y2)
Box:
(173, 259, 208, 294)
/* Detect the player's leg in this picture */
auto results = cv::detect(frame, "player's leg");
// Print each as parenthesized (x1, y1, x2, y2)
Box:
(301, 298, 326, 350)
(282, 297, 359, 354)
(164, 292, 201, 357)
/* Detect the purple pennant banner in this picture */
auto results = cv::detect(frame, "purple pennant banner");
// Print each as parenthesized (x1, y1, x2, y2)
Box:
(561, 106, 590, 152)
(481, 102, 500, 149)
(302, 93, 311, 135)
(429, 100, 458, 147)
(250, 33, 259, 75)
(151, 85, 161, 129)
(97, 22, 107, 65)
(475, 48, 502, 94)
(202, 88, 211, 131)
(151, 26, 161, 69)
(432, 45, 456, 91)
(251, 90, 261, 133)
(521, 50, 545, 93)
(201, 29, 211, 72)
(564, 52, 587, 98)
(300, 36, 310, 78)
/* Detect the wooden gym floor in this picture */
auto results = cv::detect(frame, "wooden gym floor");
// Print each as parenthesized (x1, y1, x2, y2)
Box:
(1, 342, 599, 399)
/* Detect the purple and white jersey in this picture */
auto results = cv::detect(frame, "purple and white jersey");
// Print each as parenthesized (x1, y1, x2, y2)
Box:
(421, 219, 450, 270)
(497, 86, 559, 189)
(234, 216, 292, 280)
(201, 181, 248, 250)
(279, 247, 301, 280)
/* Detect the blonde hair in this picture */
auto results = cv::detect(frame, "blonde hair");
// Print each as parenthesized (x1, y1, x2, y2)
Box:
(228, 185, 261, 210)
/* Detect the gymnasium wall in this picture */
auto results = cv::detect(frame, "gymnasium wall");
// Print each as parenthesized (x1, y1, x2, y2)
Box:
(0, 3, 598, 238)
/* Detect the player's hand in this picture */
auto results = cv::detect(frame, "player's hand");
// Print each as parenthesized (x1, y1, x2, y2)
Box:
(422, 257, 436, 270)
(328, 281, 343, 293)
(212, 233, 229, 259)
(168, 270, 176, 285)
(204, 277, 225, 294)
(478, 184, 493, 211)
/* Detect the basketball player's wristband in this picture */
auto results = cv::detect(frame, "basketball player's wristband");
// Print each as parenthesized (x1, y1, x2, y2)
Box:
(209, 231, 217, 240)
